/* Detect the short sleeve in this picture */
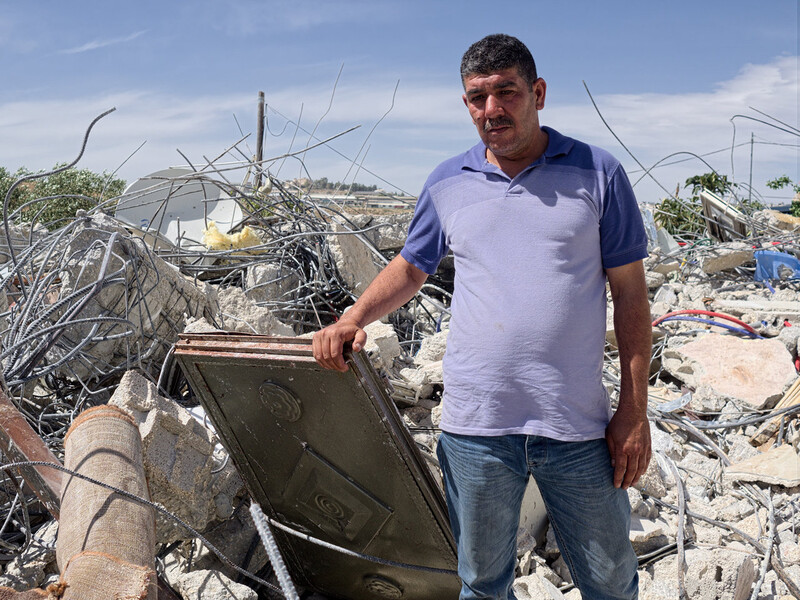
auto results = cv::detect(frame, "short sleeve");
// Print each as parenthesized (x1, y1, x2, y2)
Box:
(400, 183, 449, 275)
(599, 165, 648, 269)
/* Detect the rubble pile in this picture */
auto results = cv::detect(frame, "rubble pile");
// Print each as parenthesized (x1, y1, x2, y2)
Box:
(0, 142, 798, 599)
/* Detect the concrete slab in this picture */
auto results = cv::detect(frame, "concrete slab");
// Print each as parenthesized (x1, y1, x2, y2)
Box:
(662, 334, 796, 409)
(724, 444, 800, 487)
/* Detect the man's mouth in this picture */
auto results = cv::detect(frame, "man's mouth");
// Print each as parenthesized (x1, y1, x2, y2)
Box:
(484, 118, 513, 132)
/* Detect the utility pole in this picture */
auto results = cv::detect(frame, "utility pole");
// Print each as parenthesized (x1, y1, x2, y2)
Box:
(748, 132, 754, 203)
(255, 91, 265, 190)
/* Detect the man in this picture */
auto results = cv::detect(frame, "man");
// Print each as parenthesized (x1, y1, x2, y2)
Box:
(313, 34, 651, 600)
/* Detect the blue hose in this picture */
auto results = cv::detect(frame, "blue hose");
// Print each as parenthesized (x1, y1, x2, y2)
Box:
(657, 315, 763, 339)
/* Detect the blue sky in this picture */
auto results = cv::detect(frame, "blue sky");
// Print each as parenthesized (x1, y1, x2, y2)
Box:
(0, 0, 797, 205)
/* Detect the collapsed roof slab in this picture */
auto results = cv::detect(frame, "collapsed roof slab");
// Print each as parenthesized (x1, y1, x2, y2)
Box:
(173, 333, 460, 600)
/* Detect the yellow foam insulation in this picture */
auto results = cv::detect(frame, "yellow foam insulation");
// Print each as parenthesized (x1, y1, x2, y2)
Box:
(202, 221, 262, 253)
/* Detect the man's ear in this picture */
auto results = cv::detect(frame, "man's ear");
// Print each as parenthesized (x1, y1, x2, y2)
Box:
(534, 78, 547, 110)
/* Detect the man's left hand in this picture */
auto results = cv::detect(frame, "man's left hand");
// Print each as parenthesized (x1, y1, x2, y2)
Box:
(605, 409, 651, 489)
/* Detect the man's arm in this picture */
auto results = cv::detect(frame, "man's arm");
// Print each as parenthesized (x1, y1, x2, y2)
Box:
(312, 255, 428, 372)
(605, 259, 652, 489)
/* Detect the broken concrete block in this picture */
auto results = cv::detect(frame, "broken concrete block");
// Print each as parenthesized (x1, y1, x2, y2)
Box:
(645, 270, 666, 290)
(542, 525, 561, 561)
(183, 502, 268, 586)
(724, 433, 761, 464)
(698, 242, 754, 274)
(724, 443, 800, 487)
(46, 214, 216, 381)
(430, 401, 443, 428)
(516, 479, 547, 555)
(650, 422, 683, 461)
(214, 286, 294, 336)
(633, 457, 668, 499)
(328, 218, 382, 295)
(628, 487, 659, 518)
(419, 360, 444, 385)
(752, 208, 800, 232)
(362, 321, 401, 368)
(778, 324, 800, 358)
(414, 330, 448, 366)
(629, 514, 670, 554)
(662, 334, 796, 409)
(0, 521, 57, 590)
(109, 371, 244, 543)
(652, 285, 678, 307)
(174, 569, 257, 600)
(341, 211, 414, 251)
(522, 553, 562, 587)
(712, 298, 800, 323)
(512, 573, 565, 599)
(244, 262, 301, 304)
(650, 258, 681, 276)
(398, 367, 434, 400)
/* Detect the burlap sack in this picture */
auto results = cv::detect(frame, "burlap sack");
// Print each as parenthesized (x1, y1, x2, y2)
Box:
(60, 551, 156, 600)
(57, 405, 156, 600)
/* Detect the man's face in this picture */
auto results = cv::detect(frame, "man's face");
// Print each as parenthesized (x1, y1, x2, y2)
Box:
(462, 67, 546, 162)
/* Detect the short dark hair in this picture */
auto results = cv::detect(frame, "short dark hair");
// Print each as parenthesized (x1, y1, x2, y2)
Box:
(460, 34, 538, 88)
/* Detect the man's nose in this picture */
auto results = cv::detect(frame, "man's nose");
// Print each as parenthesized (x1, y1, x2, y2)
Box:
(485, 94, 504, 118)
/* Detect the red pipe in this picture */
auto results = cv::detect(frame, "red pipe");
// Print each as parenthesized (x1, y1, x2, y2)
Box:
(652, 309, 757, 335)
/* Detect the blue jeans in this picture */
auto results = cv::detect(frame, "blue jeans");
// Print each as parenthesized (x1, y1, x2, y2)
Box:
(437, 432, 638, 600)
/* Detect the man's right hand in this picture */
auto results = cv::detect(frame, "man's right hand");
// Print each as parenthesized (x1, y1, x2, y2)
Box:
(312, 320, 367, 372)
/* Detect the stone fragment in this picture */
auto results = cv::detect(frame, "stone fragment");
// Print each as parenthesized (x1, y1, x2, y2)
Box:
(684, 548, 722, 599)
(633, 453, 668, 498)
(214, 286, 294, 336)
(724, 433, 761, 464)
(0, 521, 57, 590)
(628, 487, 659, 518)
(362, 321, 401, 369)
(414, 330, 449, 365)
(109, 371, 244, 543)
(517, 480, 547, 554)
(650, 422, 683, 461)
(174, 569, 257, 600)
(328, 218, 381, 295)
(398, 367, 434, 400)
(244, 262, 301, 304)
(645, 270, 665, 290)
(542, 524, 560, 560)
(526, 554, 563, 587)
(778, 324, 800, 358)
(652, 285, 678, 307)
(662, 334, 796, 409)
(650, 258, 680, 275)
(512, 573, 565, 599)
(341, 211, 413, 251)
(430, 401, 443, 428)
(419, 360, 444, 385)
(629, 514, 670, 554)
(643, 555, 680, 600)
(550, 556, 572, 584)
(724, 443, 800, 487)
(698, 242, 754, 273)
(752, 208, 800, 232)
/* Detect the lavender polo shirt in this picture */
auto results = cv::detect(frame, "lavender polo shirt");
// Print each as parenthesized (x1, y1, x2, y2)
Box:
(400, 127, 648, 441)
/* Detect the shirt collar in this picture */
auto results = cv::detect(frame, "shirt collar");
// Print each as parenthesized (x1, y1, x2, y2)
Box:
(461, 125, 574, 173)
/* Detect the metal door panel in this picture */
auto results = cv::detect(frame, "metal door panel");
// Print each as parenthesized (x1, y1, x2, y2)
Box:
(174, 333, 460, 599)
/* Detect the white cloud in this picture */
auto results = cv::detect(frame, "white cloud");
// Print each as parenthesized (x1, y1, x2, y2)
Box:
(204, 0, 401, 35)
(59, 30, 147, 55)
(0, 55, 796, 202)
